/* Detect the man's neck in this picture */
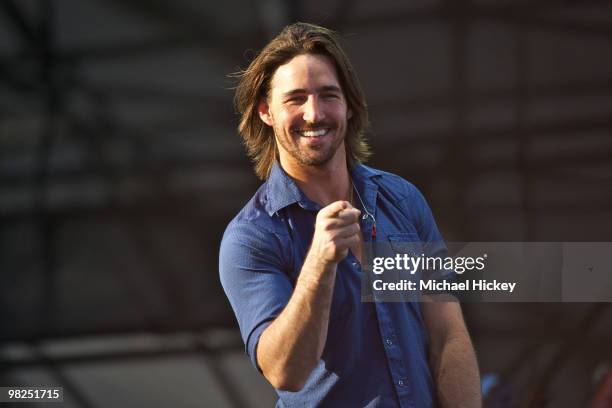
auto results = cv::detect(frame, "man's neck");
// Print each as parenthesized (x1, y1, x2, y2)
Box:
(280, 156, 351, 208)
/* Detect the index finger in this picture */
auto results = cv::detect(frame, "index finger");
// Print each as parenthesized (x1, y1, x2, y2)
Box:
(318, 200, 352, 218)
(336, 208, 361, 224)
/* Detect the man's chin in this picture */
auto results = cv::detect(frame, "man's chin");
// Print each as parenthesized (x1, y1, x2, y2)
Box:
(299, 152, 335, 167)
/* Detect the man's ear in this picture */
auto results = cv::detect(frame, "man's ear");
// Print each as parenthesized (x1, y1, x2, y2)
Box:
(258, 99, 274, 126)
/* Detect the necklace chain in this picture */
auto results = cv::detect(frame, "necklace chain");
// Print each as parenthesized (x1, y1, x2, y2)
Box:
(350, 177, 377, 239)
(350, 179, 375, 221)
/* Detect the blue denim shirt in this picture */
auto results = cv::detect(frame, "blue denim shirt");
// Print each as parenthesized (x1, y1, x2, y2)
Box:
(220, 162, 449, 407)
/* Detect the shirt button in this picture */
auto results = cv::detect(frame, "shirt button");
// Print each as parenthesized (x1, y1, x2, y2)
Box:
(385, 339, 393, 346)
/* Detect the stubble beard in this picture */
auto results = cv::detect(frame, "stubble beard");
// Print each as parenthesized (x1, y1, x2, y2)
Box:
(274, 124, 345, 167)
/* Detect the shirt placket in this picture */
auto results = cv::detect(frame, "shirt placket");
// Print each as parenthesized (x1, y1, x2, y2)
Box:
(360, 181, 416, 408)
(374, 302, 415, 407)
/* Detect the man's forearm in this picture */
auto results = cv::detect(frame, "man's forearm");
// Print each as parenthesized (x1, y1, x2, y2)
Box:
(256, 201, 361, 391)
(256, 255, 337, 391)
(430, 331, 481, 407)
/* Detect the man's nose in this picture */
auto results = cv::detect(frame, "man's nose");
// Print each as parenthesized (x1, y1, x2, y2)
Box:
(303, 95, 325, 123)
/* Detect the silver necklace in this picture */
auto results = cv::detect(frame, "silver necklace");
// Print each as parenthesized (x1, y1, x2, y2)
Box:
(351, 179, 377, 239)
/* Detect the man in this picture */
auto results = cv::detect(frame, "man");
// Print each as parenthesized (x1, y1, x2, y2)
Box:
(220, 22, 481, 407)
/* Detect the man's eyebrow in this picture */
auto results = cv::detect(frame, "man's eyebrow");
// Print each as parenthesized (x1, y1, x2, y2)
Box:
(281, 85, 342, 98)
(318, 85, 342, 93)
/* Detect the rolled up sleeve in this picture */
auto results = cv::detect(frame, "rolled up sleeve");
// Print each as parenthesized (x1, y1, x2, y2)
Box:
(219, 221, 293, 371)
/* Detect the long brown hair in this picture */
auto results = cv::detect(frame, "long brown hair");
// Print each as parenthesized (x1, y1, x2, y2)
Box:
(233, 22, 371, 180)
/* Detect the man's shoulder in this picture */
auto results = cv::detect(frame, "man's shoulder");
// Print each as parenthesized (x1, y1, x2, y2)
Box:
(221, 181, 286, 244)
(219, 181, 291, 277)
(229, 183, 269, 223)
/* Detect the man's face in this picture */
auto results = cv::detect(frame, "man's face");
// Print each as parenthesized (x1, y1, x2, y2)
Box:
(258, 53, 351, 170)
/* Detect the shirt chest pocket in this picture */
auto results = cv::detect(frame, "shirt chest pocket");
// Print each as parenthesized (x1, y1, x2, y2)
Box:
(387, 232, 423, 257)
(385, 232, 425, 287)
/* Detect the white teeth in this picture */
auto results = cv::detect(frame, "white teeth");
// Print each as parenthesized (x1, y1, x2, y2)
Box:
(299, 129, 328, 137)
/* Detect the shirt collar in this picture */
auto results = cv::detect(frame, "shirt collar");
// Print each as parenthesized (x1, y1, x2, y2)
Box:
(264, 161, 383, 216)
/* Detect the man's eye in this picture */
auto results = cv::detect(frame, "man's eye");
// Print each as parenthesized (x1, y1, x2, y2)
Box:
(323, 94, 340, 100)
(286, 97, 306, 104)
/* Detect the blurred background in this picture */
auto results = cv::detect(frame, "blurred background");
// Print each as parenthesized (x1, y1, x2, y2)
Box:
(1, 0, 611, 407)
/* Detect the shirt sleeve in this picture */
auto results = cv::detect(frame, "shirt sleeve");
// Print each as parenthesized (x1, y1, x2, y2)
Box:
(219, 221, 293, 372)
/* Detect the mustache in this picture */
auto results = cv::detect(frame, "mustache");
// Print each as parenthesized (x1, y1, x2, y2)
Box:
(291, 122, 334, 132)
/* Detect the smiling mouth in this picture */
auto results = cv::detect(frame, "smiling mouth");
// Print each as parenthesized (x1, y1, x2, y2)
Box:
(293, 128, 331, 138)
